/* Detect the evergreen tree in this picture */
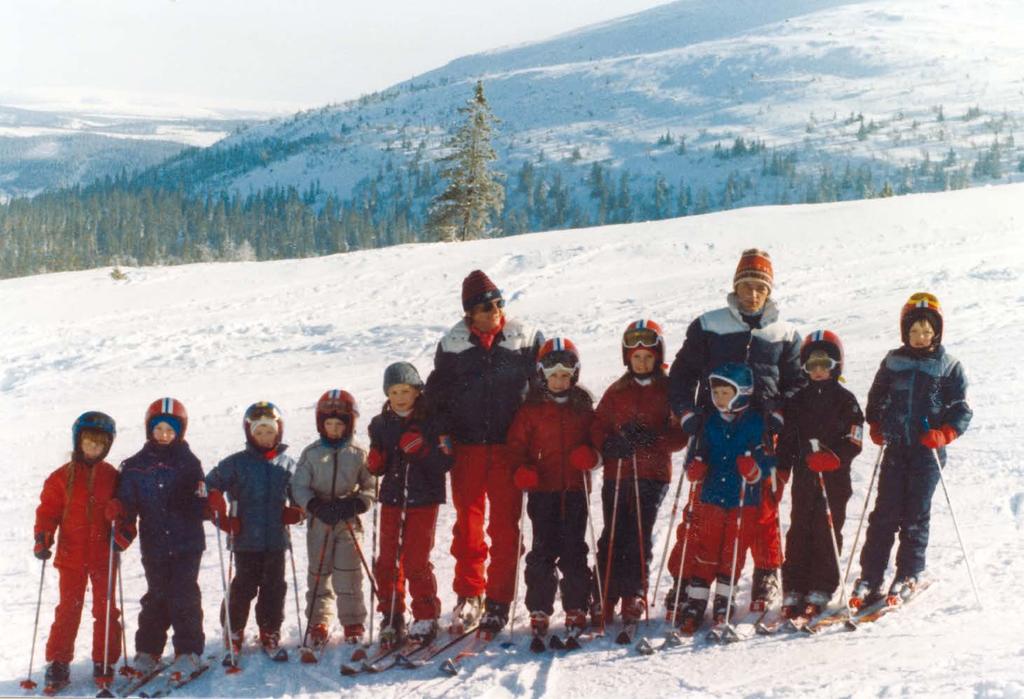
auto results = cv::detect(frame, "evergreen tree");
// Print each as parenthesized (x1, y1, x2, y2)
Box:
(427, 81, 505, 242)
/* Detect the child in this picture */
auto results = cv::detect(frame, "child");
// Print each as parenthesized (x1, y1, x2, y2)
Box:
(591, 320, 687, 626)
(507, 338, 601, 639)
(291, 390, 375, 648)
(33, 411, 121, 691)
(112, 398, 208, 680)
(777, 330, 864, 618)
(204, 402, 302, 659)
(367, 362, 453, 647)
(671, 363, 773, 632)
(852, 292, 972, 607)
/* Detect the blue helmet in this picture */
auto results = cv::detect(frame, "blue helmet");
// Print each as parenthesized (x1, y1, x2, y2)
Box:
(72, 411, 117, 462)
(708, 363, 754, 413)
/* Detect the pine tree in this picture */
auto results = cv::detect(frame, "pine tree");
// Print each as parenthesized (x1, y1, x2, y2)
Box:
(427, 81, 505, 242)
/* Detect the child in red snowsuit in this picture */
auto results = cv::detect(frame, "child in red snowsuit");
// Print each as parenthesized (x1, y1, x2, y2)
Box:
(33, 411, 121, 690)
(507, 338, 601, 638)
(367, 363, 453, 647)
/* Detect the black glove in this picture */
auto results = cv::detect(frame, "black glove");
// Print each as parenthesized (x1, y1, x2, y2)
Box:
(306, 497, 337, 526)
(678, 409, 703, 437)
(602, 433, 635, 460)
(334, 496, 369, 521)
(33, 531, 53, 561)
(308, 496, 368, 526)
(622, 421, 658, 449)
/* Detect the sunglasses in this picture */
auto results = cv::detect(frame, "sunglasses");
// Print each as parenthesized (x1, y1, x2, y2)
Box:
(623, 327, 660, 349)
(474, 299, 505, 313)
(803, 357, 838, 373)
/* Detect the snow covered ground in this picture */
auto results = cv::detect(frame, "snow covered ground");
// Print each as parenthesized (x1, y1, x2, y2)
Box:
(1, 184, 1022, 697)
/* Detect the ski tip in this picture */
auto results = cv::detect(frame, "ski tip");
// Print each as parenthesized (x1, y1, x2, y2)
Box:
(565, 637, 581, 651)
(340, 664, 359, 676)
(635, 638, 655, 655)
(440, 659, 459, 676)
(96, 688, 115, 698)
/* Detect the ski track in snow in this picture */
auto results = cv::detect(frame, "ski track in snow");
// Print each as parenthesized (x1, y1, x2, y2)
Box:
(1, 184, 1023, 697)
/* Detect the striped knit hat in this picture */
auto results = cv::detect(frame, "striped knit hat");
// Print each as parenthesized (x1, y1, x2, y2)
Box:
(733, 249, 774, 291)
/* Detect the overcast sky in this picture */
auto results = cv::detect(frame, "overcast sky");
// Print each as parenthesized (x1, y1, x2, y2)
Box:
(3, 0, 672, 115)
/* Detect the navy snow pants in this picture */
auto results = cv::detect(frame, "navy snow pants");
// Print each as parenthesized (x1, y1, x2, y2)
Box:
(524, 491, 592, 615)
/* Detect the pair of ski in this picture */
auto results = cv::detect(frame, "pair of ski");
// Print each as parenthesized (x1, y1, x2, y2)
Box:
(108, 655, 214, 698)
(634, 606, 773, 654)
(340, 625, 480, 676)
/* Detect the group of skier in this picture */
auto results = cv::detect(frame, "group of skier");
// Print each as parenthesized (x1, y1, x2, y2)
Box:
(29, 248, 973, 692)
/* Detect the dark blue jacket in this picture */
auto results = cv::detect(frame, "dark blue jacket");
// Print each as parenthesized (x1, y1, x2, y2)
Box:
(425, 318, 543, 445)
(696, 410, 773, 509)
(368, 405, 453, 507)
(668, 295, 804, 419)
(204, 445, 296, 552)
(866, 345, 972, 450)
(117, 440, 206, 559)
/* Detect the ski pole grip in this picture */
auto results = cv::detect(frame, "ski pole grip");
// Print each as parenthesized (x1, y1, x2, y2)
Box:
(809, 438, 820, 452)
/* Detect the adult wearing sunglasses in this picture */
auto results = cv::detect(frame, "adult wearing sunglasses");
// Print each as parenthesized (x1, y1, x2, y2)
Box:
(424, 269, 543, 635)
(666, 248, 805, 612)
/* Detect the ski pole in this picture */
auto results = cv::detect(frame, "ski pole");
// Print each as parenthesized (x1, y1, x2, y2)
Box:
(344, 519, 379, 600)
(213, 511, 241, 673)
(370, 477, 380, 646)
(117, 555, 132, 677)
(97, 527, 117, 697)
(810, 439, 848, 611)
(723, 469, 749, 630)
(300, 449, 340, 650)
(580, 458, 604, 635)
(667, 482, 698, 628)
(20, 558, 47, 690)
(929, 446, 982, 608)
(386, 462, 411, 642)
(651, 436, 694, 622)
(286, 527, 304, 648)
(631, 454, 650, 625)
(506, 489, 528, 647)
(599, 458, 625, 632)
(842, 444, 885, 598)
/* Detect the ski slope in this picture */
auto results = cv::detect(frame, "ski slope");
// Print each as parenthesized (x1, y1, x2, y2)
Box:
(1, 184, 1022, 697)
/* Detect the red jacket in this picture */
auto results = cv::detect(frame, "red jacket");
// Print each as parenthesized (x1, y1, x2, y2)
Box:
(591, 373, 688, 483)
(34, 460, 118, 569)
(506, 387, 596, 493)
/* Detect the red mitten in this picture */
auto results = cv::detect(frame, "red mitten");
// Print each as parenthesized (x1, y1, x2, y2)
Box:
(737, 454, 760, 483)
(207, 489, 227, 519)
(281, 505, 304, 525)
(513, 466, 539, 491)
(399, 428, 427, 458)
(806, 450, 840, 473)
(366, 447, 385, 475)
(920, 425, 957, 449)
(218, 515, 241, 536)
(104, 498, 125, 522)
(868, 422, 885, 446)
(569, 445, 599, 471)
(686, 458, 708, 482)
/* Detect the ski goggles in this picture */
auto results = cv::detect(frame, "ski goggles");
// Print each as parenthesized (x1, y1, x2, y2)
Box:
(623, 326, 660, 349)
(246, 403, 282, 424)
(906, 291, 940, 312)
(473, 298, 505, 313)
(539, 351, 579, 377)
(802, 356, 838, 373)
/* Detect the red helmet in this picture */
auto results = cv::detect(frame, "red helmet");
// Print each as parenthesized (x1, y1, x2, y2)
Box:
(800, 329, 844, 378)
(621, 319, 664, 367)
(145, 397, 189, 440)
(316, 389, 359, 437)
(900, 292, 943, 347)
(537, 337, 581, 385)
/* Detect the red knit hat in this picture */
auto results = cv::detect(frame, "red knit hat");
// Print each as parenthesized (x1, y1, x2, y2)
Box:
(733, 248, 774, 291)
(462, 269, 501, 311)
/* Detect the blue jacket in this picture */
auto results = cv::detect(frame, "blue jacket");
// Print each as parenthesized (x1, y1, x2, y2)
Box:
(368, 405, 453, 507)
(205, 444, 296, 552)
(696, 410, 773, 509)
(866, 345, 972, 450)
(117, 440, 207, 559)
(668, 295, 804, 419)
(425, 318, 543, 445)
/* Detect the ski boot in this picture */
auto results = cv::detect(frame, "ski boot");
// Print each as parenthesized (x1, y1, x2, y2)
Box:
(168, 653, 204, 683)
(750, 567, 781, 611)
(44, 661, 70, 693)
(620, 595, 646, 624)
(450, 594, 484, 633)
(93, 661, 113, 689)
(676, 584, 709, 635)
(781, 591, 804, 619)
(408, 618, 439, 644)
(528, 611, 549, 652)
(259, 629, 281, 652)
(804, 590, 832, 617)
(224, 628, 243, 656)
(342, 624, 364, 644)
(712, 593, 736, 625)
(477, 599, 510, 637)
(130, 652, 160, 678)
(310, 623, 330, 648)
(664, 578, 688, 623)
(886, 576, 918, 606)
(848, 577, 883, 610)
(379, 614, 406, 650)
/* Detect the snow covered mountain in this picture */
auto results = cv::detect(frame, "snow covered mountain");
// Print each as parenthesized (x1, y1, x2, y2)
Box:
(139, 0, 1024, 210)
(1, 183, 1022, 697)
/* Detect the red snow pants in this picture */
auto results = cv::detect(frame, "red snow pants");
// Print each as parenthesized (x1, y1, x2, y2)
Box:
(675, 502, 760, 584)
(375, 504, 442, 621)
(46, 563, 121, 664)
(750, 481, 783, 568)
(450, 444, 523, 604)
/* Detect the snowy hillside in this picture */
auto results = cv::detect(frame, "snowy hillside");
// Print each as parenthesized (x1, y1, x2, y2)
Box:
(148, 0, 1024, 209)
(1, 184, 1023, 697)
